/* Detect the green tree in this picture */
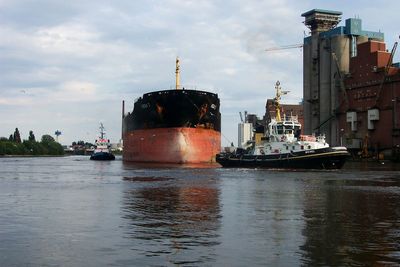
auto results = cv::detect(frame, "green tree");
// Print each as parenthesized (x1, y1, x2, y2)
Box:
(0, 140, 26, 155)
(14, 142, 27, 154)
(85, 142, 94, 148)
(23, 140, 45, 155)
(13, 128, 21, 143)
(0, 133, 64, 156)
(77, 140, 85, 146)
(2, 141, 14, 155)
(28, 130, 36, 142)
(41, 134, 55, 144)
(46, 141, 64, 155)
(0, 140, 6, 155)
(40, 134, 64, 155)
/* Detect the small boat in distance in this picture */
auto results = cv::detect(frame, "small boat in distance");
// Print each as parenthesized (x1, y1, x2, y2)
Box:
(90, 123, 115, 161)
(216, 81, 350, 169)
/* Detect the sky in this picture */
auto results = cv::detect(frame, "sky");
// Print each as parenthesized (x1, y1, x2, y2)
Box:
(1, 0, 399, 146)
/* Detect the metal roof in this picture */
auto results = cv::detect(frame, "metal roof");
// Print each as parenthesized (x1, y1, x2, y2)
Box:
(301, 9, 342, 17)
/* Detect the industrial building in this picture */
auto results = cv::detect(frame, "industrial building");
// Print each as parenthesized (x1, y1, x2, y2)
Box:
(237, 112, 265, 148)
(236, 10, 399, 158)
(302, 9, 400, 158)
(238, 121, 253, 148)
(339, 40, 400, 157)
(302, 9, 385, 147)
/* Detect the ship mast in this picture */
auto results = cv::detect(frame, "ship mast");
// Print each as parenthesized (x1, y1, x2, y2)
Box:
(273, 81, 289, 122)
(99, 123, 105, 139)
(175, 57, 181, 90)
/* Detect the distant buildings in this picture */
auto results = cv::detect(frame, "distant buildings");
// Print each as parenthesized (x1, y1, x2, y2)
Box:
(238, 122, 253, 148)
(237, 100, 304, 148)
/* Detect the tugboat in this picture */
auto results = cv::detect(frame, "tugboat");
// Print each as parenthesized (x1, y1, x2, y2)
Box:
(90, 123, 115, 161)
(216, 81, 350, 169)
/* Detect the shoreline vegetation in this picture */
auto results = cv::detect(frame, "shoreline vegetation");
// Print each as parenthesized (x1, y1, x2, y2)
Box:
(0, 155, 65, 158)
(0, 128, 64, 156)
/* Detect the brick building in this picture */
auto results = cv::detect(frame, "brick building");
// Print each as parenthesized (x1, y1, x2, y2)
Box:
(338, 40, 400, 157)
(264, 99, 304, 132)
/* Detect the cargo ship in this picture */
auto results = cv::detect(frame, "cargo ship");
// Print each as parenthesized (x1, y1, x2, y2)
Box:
(122, 58, 221, 163)
(216, 81, 349, 169)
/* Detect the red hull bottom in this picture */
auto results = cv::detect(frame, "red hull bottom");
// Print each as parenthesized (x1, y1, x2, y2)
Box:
(123, 128, 221, 163)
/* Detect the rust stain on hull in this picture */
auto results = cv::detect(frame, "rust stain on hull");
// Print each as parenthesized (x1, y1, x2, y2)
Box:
(123, 127, 221, 164)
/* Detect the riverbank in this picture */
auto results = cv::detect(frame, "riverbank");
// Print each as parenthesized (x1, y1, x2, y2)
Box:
(0, 154, 67, 158)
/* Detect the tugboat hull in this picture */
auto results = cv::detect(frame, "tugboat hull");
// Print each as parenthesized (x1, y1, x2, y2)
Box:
(90, 152, 115, 161)
(216, 147, 349, 169)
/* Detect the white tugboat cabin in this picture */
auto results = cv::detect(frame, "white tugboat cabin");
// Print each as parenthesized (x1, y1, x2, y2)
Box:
(253, 115, 330, 156)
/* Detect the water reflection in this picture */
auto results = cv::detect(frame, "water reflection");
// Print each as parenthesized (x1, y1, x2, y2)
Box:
(121, 176, 221, 265)
(345, 160, 400, 171)
(300, 174, 400, 266)
(2, 157, 400, 266)
(123, 161, 220, 170)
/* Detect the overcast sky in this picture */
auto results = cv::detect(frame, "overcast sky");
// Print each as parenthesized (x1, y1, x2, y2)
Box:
(1, 0, 399, 146)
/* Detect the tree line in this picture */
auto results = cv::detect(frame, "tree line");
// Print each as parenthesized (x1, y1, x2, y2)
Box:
(0, 128, 64, 156)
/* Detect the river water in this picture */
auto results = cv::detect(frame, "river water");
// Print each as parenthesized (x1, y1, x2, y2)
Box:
(0, 156, 399, 266)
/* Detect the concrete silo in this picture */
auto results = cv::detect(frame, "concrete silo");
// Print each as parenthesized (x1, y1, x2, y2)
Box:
(302, 9, 384, 145)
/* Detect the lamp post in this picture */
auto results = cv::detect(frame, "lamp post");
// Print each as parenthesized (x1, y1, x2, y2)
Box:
(340, 128, 344, 146)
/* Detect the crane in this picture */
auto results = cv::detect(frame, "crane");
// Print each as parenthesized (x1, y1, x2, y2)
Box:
(239, 112, 244, 123)
(238, 111, 249, 123)
(265, 43, 303, 52)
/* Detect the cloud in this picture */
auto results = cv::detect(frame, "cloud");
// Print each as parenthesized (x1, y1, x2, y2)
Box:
(51, 81, 98, 102)
(34, 23, 101, 57)
(0, 97, 32, 106)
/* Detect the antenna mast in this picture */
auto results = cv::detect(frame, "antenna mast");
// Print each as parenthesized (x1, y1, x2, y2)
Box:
(99, 123, 105, 139)
(175, 57, 181, 90)
(274, 81, 289, 122)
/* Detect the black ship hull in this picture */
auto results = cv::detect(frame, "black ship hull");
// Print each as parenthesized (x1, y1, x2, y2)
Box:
(90, 152, 115, 161)
(216, 147, 350, 169)
(123, 89, 221, 132)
